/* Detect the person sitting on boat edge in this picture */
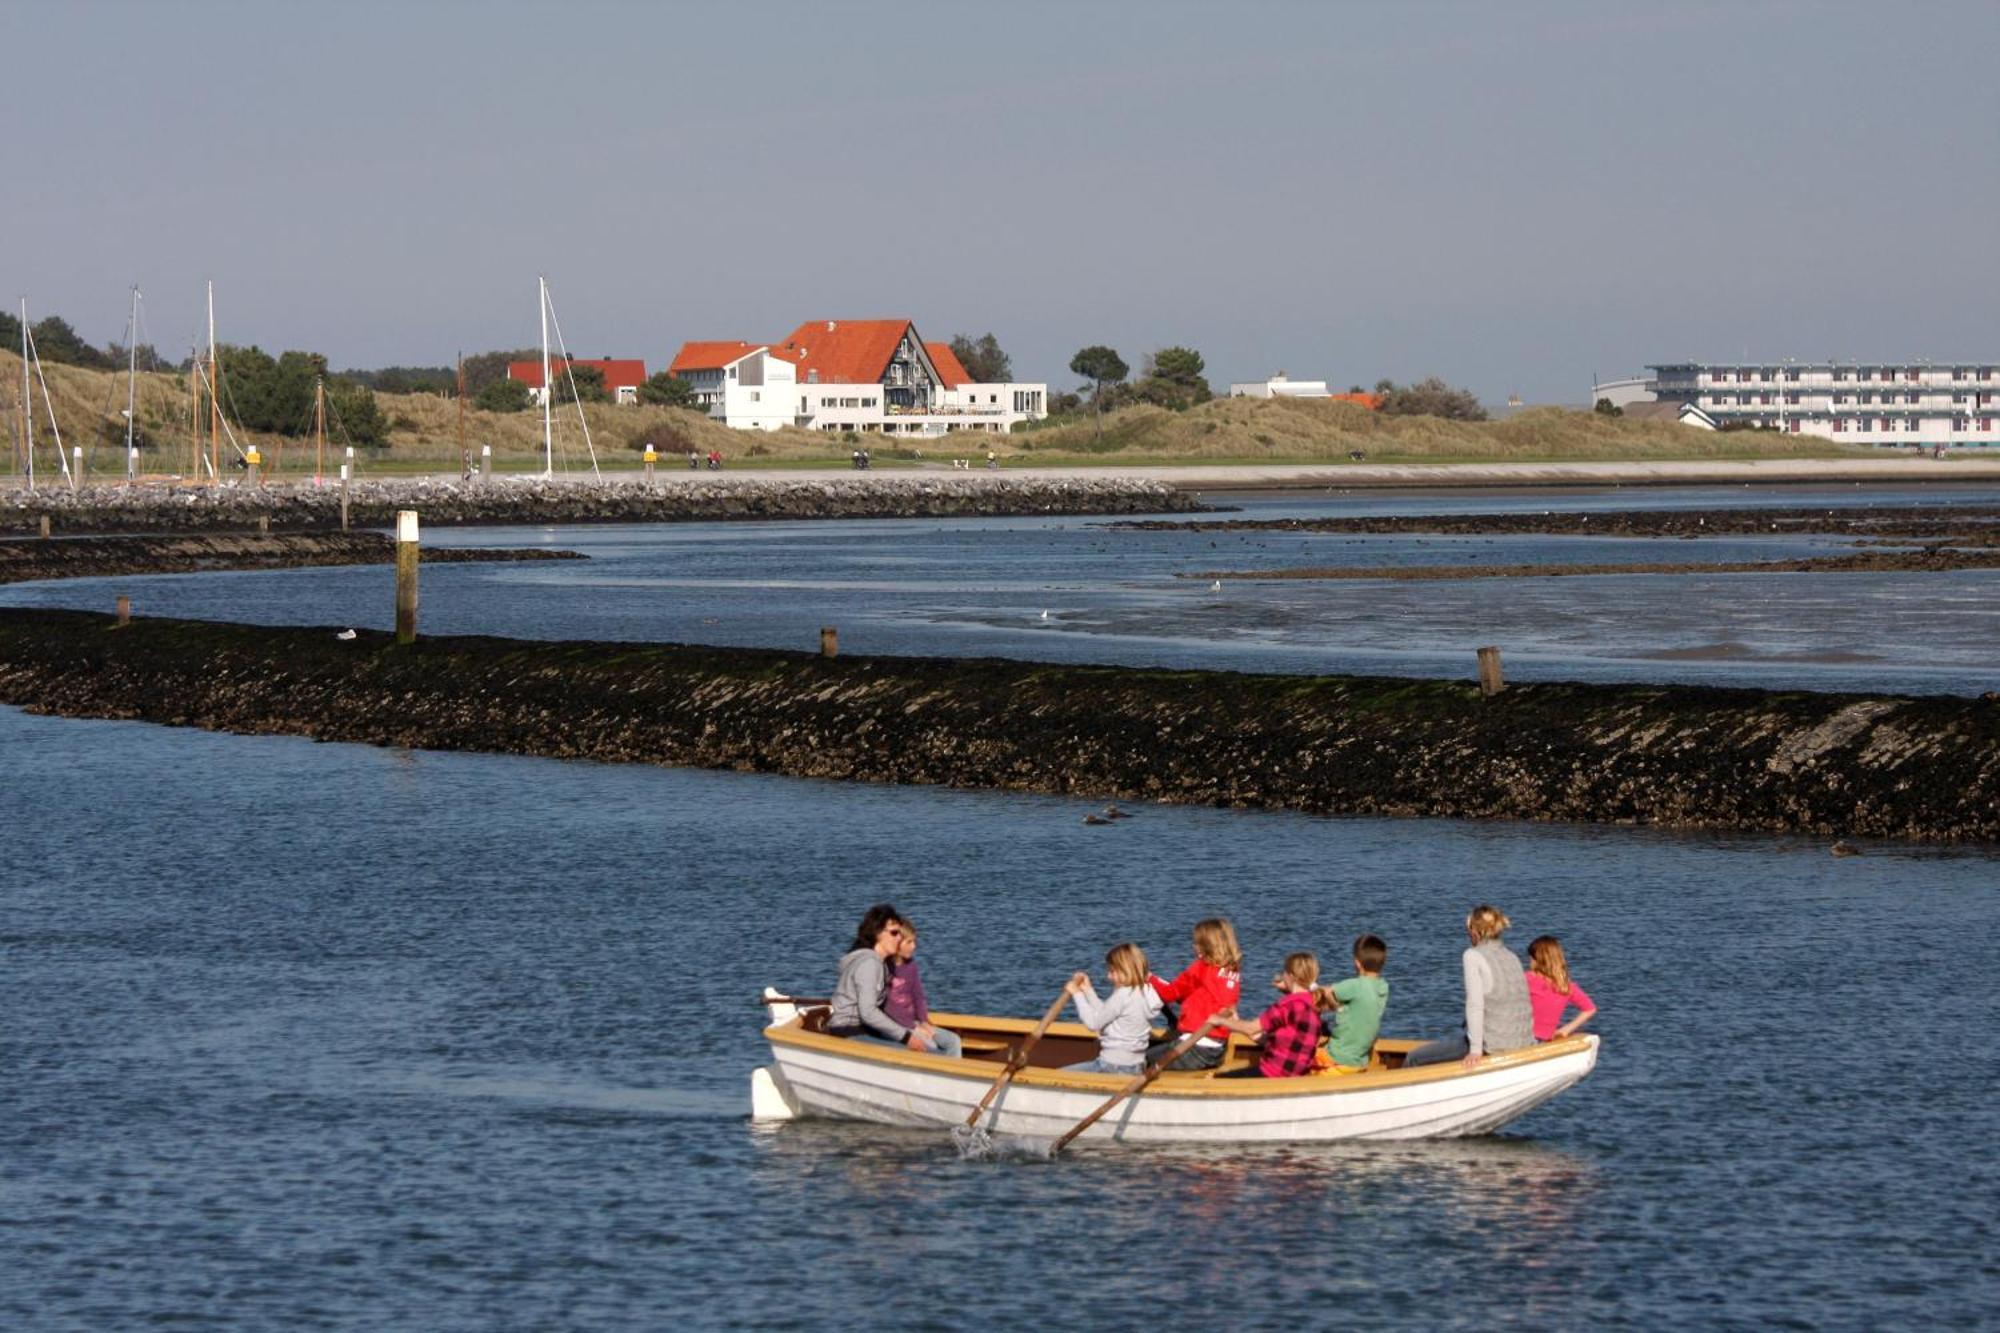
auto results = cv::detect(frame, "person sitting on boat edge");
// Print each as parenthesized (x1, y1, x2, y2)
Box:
(1211, 952, 1324, 1079)
(1524, 935, 1597, 1042)
(883, 918, 962, 1058)
(826, 904, 937, 1054)
(1313, 933, 1389, 1075)
(1403, 905, 1534, 1069)
(1061, 942, 1162, 1075)
(1145, 918, 1244, 1072)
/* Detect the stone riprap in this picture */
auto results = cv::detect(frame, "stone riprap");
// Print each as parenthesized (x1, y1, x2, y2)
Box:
(3, 608, 1995, 843)
(1115, 504, 2000, 543)
(2, 475, 1202, 534)
(0, 533, 582, 585)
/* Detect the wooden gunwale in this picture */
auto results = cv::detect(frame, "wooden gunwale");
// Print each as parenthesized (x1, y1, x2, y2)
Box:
(764, 1012, 1596, 1099)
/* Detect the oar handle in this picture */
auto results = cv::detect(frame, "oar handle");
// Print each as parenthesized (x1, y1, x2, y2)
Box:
(1051, 1030, 1204, 1153)
(964, 987, 1073, 1129)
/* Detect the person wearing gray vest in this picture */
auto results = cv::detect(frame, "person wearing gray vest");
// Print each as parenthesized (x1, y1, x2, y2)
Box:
(1403, 904, 1535, 1068)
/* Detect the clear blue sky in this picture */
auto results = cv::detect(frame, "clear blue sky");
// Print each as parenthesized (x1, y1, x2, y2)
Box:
(6, 0, 1995, 403)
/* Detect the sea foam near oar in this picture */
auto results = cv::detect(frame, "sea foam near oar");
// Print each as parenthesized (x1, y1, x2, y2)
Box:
(950, 1124, 1056, 1162)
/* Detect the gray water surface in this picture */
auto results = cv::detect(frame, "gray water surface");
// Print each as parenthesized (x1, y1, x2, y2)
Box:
(5, 485, 1998, 695)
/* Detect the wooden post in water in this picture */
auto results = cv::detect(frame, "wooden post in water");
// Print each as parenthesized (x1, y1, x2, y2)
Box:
(821, 626, 838, 659)
(1477, 646, 1505, 697)
(39, 515, 51, 539)
(479, 444, 492, 483)
(245, 446, 261, 487)
(339, 463, 351, 530)
(394, 510, 420, 645)
(257, 515, 270, 535)
(116, 595, 130, 627)
(70, 446, 82, 491)
(643, 446, 656, 484)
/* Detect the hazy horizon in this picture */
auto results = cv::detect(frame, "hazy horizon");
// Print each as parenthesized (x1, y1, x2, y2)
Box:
(5, 0, 1995, 403)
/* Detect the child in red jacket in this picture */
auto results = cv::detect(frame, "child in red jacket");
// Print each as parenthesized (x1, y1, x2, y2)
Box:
(1145, 917, 1243, 1071)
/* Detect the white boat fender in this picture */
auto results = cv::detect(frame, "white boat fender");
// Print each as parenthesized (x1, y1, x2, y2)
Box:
(751, 1065, 800, 1121)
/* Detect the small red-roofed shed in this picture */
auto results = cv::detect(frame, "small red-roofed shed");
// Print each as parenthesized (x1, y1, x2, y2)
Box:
(508, 357, 649, 404)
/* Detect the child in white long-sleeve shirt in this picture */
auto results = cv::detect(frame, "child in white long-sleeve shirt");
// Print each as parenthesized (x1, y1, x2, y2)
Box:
(1063, 943, 1162, 1075)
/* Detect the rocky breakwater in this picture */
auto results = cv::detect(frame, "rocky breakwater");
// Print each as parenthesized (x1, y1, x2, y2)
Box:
(0, 533, 581, 585)
(2, 474, 1202, 535)
(2, 608, 1996, 843)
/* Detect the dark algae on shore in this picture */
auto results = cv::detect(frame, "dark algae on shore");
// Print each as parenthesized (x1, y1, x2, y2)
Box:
(3, 608, 1997, 843)
(0, 532, 580, 584)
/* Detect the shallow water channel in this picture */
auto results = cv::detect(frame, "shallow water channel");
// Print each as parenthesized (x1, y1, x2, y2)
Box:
(3, 484, 1996, 1328)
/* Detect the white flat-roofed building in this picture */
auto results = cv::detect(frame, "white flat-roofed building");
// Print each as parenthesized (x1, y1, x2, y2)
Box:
(1650, 361, 2000, 446)
(668, 320, 1045, 435)
(1231, 372, 1331, 399)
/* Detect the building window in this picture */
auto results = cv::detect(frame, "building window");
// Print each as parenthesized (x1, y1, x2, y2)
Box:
(1881, 418, 1893, 432)
(1785, 369, 1800, 382)
(1906, 369, 1920, 381)
(750, 391, 760, 401)
(1982, 418, 1993, 431)
(1833, 370, 1848, 381)
(1833, 419, 1845, 432)
(1907, 393, 1920, 404)
(1759, 371, 1773, 382)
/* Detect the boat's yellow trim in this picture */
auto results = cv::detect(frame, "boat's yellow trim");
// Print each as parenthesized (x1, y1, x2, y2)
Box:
(763, 1013, 1595, 1098)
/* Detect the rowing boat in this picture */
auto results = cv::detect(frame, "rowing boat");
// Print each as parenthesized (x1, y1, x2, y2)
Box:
(752, 990, 1598, 1144)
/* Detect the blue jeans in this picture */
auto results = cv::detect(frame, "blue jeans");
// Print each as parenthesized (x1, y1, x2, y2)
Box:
(1062, 1058, 1141, 1075)
(853, 1029, 962, 1058)
(1402, 1031, 1470, 1068)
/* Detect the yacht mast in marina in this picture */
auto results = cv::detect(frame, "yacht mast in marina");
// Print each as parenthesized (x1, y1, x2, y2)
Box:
(539, 276, 553, 479)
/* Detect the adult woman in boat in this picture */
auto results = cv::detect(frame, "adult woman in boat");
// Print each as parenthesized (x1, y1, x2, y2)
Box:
(1403, 904, 1535, 1069)
(826, 904, 941, 1054)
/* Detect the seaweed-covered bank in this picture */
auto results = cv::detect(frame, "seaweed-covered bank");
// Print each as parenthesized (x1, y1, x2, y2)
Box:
(3, 608, 1995, 843)
(1, 475, 1202, 534)
(0, 532, 580, 584)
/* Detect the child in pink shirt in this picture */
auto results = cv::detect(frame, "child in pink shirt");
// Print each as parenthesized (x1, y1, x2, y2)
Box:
(1525, 936, 1598, 1041)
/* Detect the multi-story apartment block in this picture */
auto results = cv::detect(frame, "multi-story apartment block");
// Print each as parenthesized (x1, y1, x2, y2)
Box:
(668, 320, 1046, 435)
(1649, 362, 2000, 446)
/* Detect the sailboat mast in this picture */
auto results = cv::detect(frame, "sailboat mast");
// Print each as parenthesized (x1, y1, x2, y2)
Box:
(18, 298, 29, 491)
(539, 276, 553, 478)
(314, 375, 326, 483)
(125, 287, 140, 482)
(206, 281, 219, 484)
(456, 352, 467, 480)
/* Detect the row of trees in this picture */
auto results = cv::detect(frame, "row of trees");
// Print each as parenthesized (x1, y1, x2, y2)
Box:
(1057, 347, 1488, 431)
(214, 346, 388, 448)
(1, 310, 166, 372)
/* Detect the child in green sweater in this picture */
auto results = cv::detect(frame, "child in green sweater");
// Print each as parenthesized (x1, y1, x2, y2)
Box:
(1315, 933, 1389, 1074)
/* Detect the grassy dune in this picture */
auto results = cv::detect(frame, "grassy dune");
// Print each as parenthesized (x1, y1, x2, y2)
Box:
(3, 351, 1866, 480)
(1012, 395, 1864, 464)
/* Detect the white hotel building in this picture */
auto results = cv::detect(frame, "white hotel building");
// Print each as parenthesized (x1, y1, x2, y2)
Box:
(1649, 362, 2000, 447)
(668, 320, 1046, 435)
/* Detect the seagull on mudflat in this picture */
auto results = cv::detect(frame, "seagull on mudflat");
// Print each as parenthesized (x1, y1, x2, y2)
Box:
(1040, 609, 1050, 620)
(335, 629, 358, 640)
(1210, 580, 1222, 592)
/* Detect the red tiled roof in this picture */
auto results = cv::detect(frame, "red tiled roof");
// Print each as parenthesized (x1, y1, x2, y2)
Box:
(669, 341, 762, 374)
(508, 357, 649, 393)
(771, 320, 913, 386)
(925, 341, 972, 388)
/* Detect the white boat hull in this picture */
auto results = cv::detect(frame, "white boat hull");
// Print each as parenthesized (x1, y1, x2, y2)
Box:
(756, 1000, 1598, 1145)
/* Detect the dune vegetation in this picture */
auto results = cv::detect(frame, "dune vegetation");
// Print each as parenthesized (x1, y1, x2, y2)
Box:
(2, 351, 1866, 482)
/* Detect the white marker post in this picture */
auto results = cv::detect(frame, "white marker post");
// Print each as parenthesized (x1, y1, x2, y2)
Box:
(395, 510, 420, 645)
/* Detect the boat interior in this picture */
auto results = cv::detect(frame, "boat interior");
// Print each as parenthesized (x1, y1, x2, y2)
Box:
(786, 1004, 1414, 1078)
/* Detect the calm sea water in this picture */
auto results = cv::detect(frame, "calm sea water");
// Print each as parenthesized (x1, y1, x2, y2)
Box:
(4, 483, 2000, 695)
(1, 707, 1995, 1329)
(3, 483, 1997, 1329)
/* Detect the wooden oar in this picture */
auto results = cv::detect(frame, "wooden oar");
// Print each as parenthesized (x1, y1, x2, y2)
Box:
(964, 989, 1072, 1131)
(1050, 1029, 1205, 1154)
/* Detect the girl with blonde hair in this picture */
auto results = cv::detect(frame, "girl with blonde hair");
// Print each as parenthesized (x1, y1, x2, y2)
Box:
(1525, 935, 1598, 1041)
(1145, 918, 1243, 1071)
(1404, 904, 1534, 1069)
(1062, 942, 1162, 1075)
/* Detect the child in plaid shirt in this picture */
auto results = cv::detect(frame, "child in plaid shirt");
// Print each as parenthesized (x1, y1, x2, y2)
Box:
(1213, 952, 1324, 1079)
